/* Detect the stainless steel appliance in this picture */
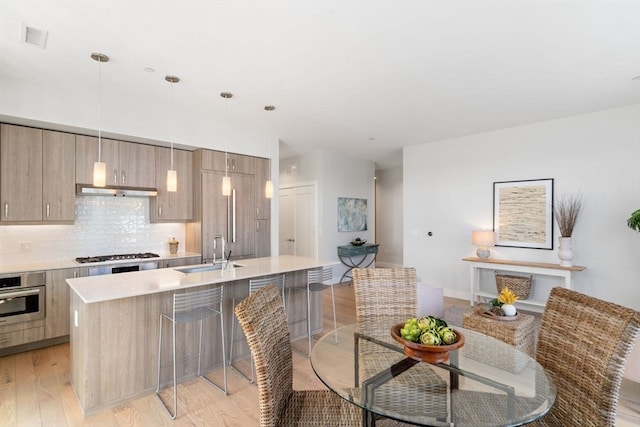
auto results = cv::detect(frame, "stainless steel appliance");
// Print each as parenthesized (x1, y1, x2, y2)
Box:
(75, 252, 161, 276)
(0, 271, 46, 326)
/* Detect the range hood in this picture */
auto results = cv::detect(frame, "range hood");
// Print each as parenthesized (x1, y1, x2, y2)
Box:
(76, 184, 158, 197)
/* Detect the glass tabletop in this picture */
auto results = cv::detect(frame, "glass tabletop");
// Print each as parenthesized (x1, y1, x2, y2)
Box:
(311, 324, 555, 427)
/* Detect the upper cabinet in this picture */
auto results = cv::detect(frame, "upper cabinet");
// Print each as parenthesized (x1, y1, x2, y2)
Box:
(43, 130, 76, 221)
(254, 157, 271, 220)
(75, 135, 155, 187)
(150, 147, 193, 222)
(200, 149, 254, 174)
(0, 124, 75, 223)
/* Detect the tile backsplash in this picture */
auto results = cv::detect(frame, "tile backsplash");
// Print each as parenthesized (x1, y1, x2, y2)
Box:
(0, 196, 185, 266)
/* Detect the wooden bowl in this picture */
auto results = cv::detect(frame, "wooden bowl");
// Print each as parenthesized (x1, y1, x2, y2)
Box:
(390, 323, 465, 364)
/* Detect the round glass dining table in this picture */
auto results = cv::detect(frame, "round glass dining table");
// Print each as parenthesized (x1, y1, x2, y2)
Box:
(311, 324, 555, 427)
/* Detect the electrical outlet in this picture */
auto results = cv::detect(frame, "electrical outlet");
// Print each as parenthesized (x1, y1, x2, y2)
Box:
(20, 242, 31, 251)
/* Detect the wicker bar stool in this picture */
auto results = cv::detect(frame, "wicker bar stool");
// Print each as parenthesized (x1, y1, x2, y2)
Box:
(229, 274, 285, 383)
(155, 286, 227, 420)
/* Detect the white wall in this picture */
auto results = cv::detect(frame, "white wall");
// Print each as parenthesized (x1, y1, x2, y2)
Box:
(403, 104, 640, 380)
(280, 150, 376, 282)
(375, 167, 403, 267)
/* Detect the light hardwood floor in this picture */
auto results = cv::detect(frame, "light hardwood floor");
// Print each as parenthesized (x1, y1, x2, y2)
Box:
(1, 283, 638, 426)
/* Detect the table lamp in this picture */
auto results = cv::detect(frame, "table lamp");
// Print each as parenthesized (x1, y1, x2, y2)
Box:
(472, 230, 495, 259)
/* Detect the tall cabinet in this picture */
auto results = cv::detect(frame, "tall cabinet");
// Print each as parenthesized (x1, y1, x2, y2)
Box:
(0, 124, 75, 223)
(186, 149, 270, 262)
(150, 147, 193, 222)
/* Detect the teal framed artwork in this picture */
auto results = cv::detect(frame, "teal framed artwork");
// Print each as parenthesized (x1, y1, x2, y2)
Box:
(338, 197, 367, 232)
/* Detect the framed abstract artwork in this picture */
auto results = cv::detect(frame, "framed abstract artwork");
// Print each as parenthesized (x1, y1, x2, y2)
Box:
(493, 178, 554, 249)
(337, 197, 367, 232)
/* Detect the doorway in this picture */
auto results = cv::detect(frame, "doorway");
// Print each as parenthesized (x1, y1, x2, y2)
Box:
(279, 183, 317, 258)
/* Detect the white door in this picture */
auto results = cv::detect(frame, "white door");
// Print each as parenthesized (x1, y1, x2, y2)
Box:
(279, 184, 316, 257)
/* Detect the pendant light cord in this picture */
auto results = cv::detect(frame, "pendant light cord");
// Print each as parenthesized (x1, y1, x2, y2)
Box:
(97, 56, 102, 163)
(170, 79, 174, 170)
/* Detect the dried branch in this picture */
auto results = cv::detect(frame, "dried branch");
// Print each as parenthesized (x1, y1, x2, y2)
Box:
(554, 193, 583, 237)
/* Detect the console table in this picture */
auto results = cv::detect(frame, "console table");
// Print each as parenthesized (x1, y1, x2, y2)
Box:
(463, 257, 585, 310)
(337, 243, 379, 283)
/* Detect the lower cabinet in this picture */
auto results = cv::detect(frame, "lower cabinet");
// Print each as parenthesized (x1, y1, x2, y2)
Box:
(160, 256, 202, 269)
(45, 268, 83, 339)
(0, 320, 44, 351)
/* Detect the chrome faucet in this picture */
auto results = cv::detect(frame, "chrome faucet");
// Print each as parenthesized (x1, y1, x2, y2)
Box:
(213, 235, 225, 264)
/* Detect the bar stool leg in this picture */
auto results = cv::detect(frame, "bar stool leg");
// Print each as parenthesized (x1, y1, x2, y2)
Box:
(229, 298, 255, 383)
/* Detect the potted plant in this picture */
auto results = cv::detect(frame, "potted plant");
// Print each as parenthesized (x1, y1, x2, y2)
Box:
(554, 192, 583, 267)
(628, 209, 640, 232)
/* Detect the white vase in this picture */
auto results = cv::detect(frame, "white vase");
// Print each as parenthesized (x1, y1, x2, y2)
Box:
(502, 304, 517, 316)
(558, 237, 573, 267)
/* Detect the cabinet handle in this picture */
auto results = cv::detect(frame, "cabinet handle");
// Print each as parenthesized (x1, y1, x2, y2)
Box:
(158, 206, 162, 217)
(113, 169, 118, 185)
(256, 221, 260, 232)
(0, 337, 11, 344)
(4, 202, 8, 218)
(232, 189, 237, 243)
(256, 207, 260, 217)
(121, 170, 126, 184)
(73, 271, 77, 278)
(46, 203, 50, 218)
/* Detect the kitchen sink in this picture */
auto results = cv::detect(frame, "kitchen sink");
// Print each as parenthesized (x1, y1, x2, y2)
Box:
(174, 263, 243, 274)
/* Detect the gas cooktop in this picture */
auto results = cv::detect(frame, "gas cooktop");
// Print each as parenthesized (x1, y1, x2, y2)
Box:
(75, 252, 160, 264)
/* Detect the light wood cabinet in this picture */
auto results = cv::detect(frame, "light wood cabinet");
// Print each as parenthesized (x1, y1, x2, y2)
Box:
(1, 124, 43, 221)
(43, 130, 76, 221)
(254, 157, 271, 219)
(45, 268, 82, 339)
(0, 124, 75, 223)
(150, 147, 193, 222)
(75, 134, 119, 185)
(75, 135, 155, 187)
(159, 255, 201, 269)
(201, 149, 254, 174)
(201, 170, 255, 261)
(255, 219, 271, 257)
(187, 149, 270, 261)
(0, 320, 44, 351)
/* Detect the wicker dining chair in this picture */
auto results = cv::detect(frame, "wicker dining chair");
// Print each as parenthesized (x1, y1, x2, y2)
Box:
(352, 267, 448, 423)
(234, 283, 362, 427)
(526, 287, 640, 426)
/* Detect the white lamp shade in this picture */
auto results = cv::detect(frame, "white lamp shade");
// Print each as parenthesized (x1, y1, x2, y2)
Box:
(93, 161, 106, 187)
(265, 180, 273, 199)
(166, 170, 177, 192)
(471, 230, 495, 247)
(222, 176, 231, 196)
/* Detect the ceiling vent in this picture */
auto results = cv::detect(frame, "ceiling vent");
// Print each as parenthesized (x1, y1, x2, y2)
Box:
(21, 23, 48, 49)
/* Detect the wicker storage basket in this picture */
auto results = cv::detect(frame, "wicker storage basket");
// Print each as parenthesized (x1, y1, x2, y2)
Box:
(494, 271, 532, 300)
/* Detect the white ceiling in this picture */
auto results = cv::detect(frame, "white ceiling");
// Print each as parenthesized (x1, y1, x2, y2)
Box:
(1, 1, 639, 169)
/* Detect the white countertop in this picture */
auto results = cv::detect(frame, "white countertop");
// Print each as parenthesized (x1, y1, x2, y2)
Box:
(66, 255, 339, 304)
(0, 252, 201, 275)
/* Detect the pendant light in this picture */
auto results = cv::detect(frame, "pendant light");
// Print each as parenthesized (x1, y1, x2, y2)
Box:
(220, 92, 233, 196)
(264, 105, 275, 199)
(90, 52, 109, 187)
(165, 75, 179, 192)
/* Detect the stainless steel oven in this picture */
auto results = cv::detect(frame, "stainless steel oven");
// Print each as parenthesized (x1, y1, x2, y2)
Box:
(0, 271, 45, 326)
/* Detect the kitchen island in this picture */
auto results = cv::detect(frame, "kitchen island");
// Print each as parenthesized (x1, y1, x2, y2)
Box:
(66, 255, 338, 416)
